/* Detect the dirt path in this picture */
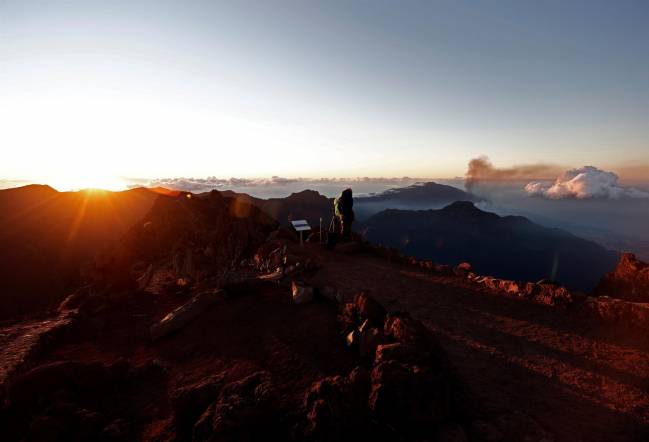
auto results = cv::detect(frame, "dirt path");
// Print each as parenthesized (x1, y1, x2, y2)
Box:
(0, 315, 74, 397)
(303, 244, 649, 441)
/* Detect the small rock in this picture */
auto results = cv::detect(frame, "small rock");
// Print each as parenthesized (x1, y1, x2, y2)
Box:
(453, 262, 473, 277)
(470, 420, 504, 442)
(354, 292, 386, 326)
(346, 330, 358, 348)
(292, 281, 314, 304)
(103, 418, 130, 441)
(319, 286, 343, 304)
(150, 289, 225, 341)
(171, 372, 226, 431)
(358, 326, 384, 358)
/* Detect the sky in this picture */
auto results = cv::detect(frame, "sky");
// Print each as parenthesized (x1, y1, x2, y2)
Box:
(1, 0, 647, 190)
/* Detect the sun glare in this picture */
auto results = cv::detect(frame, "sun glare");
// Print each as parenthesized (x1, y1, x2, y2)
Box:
(48, 173, 127, 192)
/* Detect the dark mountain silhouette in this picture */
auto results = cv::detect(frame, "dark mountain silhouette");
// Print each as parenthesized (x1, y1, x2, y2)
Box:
(218, 189, 333, 228)
(218, 182, 480, 227)
(91, 190, 277, 291)
(0, 185, 165, 318)
(354, 181, 481, 220)
(360, 201, 620, 292)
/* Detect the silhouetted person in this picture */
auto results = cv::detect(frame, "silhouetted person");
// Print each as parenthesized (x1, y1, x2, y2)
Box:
(335, 188, 354, 241)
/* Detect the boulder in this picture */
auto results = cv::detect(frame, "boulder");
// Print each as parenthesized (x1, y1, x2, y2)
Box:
(8, 361, 113, 408)
(136, 264, 154, 290)
(421, 260, 435, 270)
(318, 286, 343, 304)
(358, 327, 384, 359)
(192, 371, 276, 441)
(150, 289, 225, 341)
(435, 264, 454, 275)
(437, 424, 469, 442)
(369, 360, 452, 434)
(582, 297, 649, 330)
(57, 287, 92, 312)
(595, 253, 649, 302)
(79, 294, 111, 315)
(532, 284, 574, 307)
(385, 313, 438, 349)
(522, 282, 540, 298)
(375, 343, 422, 365)
(171, 372, 226, 432)
(102, 418, 130, 441)
(292, 281, 314, 304)
(485, 278, 502, 290)
(302, 367, 371, 440)
(353, 292, 386, 327)
(453, 262, 473, 277)
(500, 280, 521, 295)
(26, 416, 66, 441)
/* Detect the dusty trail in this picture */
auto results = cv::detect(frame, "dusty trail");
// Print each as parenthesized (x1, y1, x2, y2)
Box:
(304, 244, 649, 441)
(0, 315, 74, 396)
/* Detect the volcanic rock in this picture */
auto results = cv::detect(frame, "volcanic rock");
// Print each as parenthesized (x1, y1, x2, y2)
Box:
(453, 262, 473, 277)
(595, 253, 649, 302)
(375, 342, 422, 365)
(192, 371, 276, 441)
(292, 281, 314, 304)
(171, 372, 226, 434)
(358, 326, 384, 359)
(302, 367, 371, 440)
(8, 360, 113, 409)
(150, 289, 225, 341)
(369, 360, 452, 435)
(353, 292, 386, 327)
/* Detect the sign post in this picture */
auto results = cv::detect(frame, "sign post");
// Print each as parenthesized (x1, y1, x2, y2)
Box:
(290, 220, 311, 246)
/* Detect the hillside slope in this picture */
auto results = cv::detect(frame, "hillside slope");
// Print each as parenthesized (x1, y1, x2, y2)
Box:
(303, 244, 649, 441)
(360, 201, 620, 292)
(0, 186, 165, 318)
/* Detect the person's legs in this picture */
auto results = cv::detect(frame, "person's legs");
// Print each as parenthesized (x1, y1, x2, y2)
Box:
(341, 216, 352, 240)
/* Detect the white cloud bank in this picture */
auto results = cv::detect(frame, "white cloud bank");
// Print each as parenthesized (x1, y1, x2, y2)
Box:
(525, 166, 649, 199)
(129, 176, 421, 194)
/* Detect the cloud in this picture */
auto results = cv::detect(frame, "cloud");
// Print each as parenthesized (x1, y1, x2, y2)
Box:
(0, 179, 33, 190)
(525, 166, 649, 199)
(128, 176, 420, 193)
(465, 156, 561, 192)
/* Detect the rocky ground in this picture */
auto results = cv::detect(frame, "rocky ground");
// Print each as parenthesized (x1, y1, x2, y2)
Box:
(0, 206, 467, 442)
(2, 201, 649, 441)
(303, 244, 649, 441)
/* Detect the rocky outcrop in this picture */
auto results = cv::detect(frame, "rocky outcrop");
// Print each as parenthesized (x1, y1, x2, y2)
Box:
(595, 253, 649, 302)
(302, 366, 372, 440)
(0, 311, 77, 405)
(3, 359, 141, 441)
(93, 191, 278, 292)
(306, 292, 464, 440)
(582, 296, 649, 331)
(292, 281, 315, 304)
(150, 289, 225, 341)
(192, 371, 277, 441)
(171, 372, 226, 436)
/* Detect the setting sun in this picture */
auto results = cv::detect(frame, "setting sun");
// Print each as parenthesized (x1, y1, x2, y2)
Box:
(47, 172, 126, 192)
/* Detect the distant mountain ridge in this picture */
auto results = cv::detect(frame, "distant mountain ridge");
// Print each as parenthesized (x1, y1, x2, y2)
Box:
(360, 201, 620, 292)
(217, 189, 333, 228)
(354, 181, 480, 220)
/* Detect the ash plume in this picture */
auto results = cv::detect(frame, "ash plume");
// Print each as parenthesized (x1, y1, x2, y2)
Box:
(464, 156, 561, 193)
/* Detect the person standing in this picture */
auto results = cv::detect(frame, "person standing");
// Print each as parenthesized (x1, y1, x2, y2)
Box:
(334, 188, 354, 241)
